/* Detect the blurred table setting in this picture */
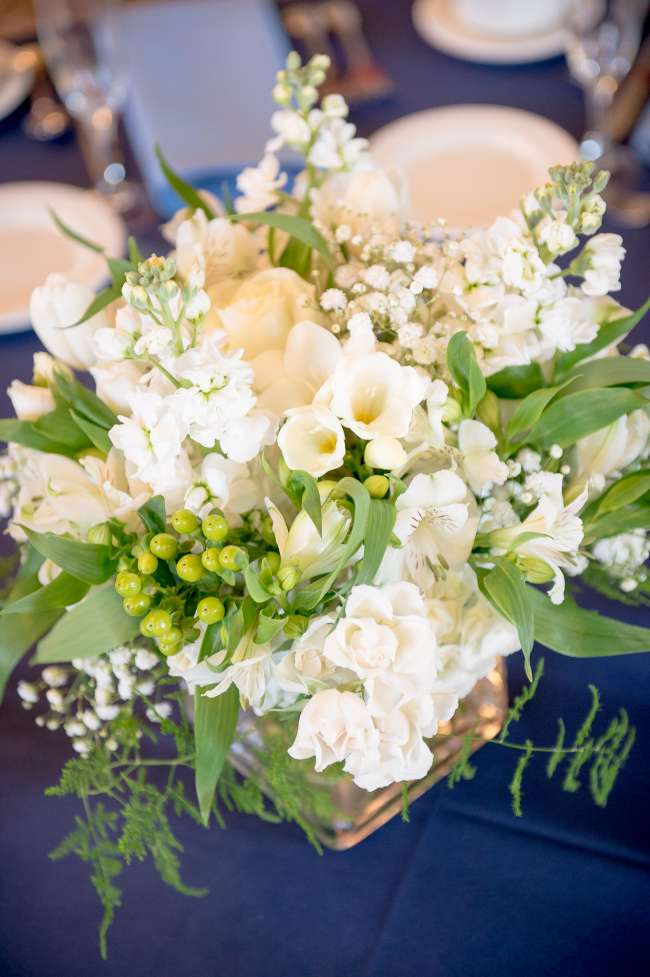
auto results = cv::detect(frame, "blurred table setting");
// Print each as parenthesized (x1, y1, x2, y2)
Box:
(1, 1, 650, 976)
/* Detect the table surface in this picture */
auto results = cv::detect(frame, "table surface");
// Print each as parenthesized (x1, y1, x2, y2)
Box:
(1, 3, 649, 976)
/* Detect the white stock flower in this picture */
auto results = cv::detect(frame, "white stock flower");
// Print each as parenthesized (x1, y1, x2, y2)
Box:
(7, 380, 54, 420)
(278, 405, 345, 477)
(90, 360, 147, 414)
(537, 213, 578, 256)
(235, 154, 287, 213)
(30, 273, 112, 369)
(592, 531, 650, 575)
(462, 218, 546, 297)
(288, 688, 379, 772)
(581, 234, 625, 296)
(538, 295, 599, 352)
(457, 420, 508, 496)
(308, 117, 368, 170)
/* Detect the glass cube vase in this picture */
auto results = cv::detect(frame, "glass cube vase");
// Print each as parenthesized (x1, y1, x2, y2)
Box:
(229, 659, 508, 850)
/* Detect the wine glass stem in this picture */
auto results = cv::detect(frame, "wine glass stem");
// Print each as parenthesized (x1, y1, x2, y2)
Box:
(75, 106, 124, 197)
(581, 77, 617, 161)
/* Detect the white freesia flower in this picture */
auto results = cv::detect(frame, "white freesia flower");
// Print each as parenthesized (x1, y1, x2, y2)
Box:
(7, 380, 54, 420)
(581, 234, 625, 296)
(235, 154, 287, 213)
(211, 268, 317, 360)
(288, 688, 379, 772)
(255, 320, 341, 415)
(278, 405, 345, 477)
(174, 209, 258, 287)
(266, 495, 350, 581)
(391, 470, 476, 588)
(30, 273, 112, 369)
(457, 420, 508, 496)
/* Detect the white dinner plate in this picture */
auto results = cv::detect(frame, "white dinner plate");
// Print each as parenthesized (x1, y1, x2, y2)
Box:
(0, 182, 126, 334)
(0, 40, 34, 120)
(370, 105, 578, 228)
(413, 0, 568, 65)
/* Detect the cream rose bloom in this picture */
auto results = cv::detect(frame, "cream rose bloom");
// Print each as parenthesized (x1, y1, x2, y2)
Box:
(174, 209, 258, 287)
(30, 273, 112, 369)
(277, 405, 345, 477)
(288, 688, 379, 772)
(210, 268, 319, 360)
(311, 166, 407, 240)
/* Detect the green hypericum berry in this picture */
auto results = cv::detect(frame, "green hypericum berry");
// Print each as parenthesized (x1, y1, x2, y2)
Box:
(201, 512, 229, 543)
(218, 545, 246, 571)
(140, 608, 173, 637)
(158, 626, 183, 655)
(176, 554, 204, 582)
(364, 474, 389, 499)
(171, 508, 199, 534)
(123, 593, 151, 617)
(196, 596, 226, 624)
(150, 533, 178, 560)
(115, 571, 142, 597)
(201, 547, 223, 573)
(138, 551, 159, 576)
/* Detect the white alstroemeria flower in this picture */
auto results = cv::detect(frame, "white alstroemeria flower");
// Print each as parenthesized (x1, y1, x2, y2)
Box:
(255, 320, 342, 415)
(174, 209, 258, 287)
(211, 267, 318, 361)
(265, 495, 351, 581)
(203, 630, 296, 716)
(278, 405, 345, 477)
(288, 688, 379, 773)
(323, 582, 438, 690)
(457, 419, 508, 497)
(581, 234, 625, 296)
(538, 296, 599, 353)
(235, 153, 287, 214)
(391, 470, 476, 588)
(30, 273, 112, 369)
(575, 409, 650, 488)
(109, 388, 189, 494)
(7, 380, 54, 421)
(493, 472, 587, 604)
(320, 352, 430, 441)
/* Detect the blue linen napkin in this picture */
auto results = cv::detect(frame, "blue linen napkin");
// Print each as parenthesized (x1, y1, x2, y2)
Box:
(118, 0, 292, 217)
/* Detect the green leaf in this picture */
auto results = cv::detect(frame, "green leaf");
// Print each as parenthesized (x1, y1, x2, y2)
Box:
(287, 470, 322, 535)
(278, 236, 312, 277)
(53, 371, 118, 429)
(487, 362, 544, 399)
(0, 548, 61, 701)
(1, 571, 89, 616)
(254, 609, 286, 644)
(480, 559, 534, 679)
(106, 257, 134, 288)
(446, 331, 486, 417)
(529, 387, 647, 450)
(33, 404, 92, 452)
(137, 496, 166, 534)
(155, 144, 216, 219)
(74, 282, 123, 326)
(0, 418, 79, 456)
(229, 211, 335, 272)
(506, 378, 575, 442)
(582, 503, 650, 543)
(23, 528, 116, 584)
(128, 236, 144, 264)
(243, 566, 271, 604)
(50, 208, 105, 254)
(356, 499, 396, 586)
(555, 297, 650, 376)
(194, 684, 239, 826)
(69, 410, 112, 454)
(589, 469, 650, 518)
(529, 586, 650, 657)
(563, 356, 650, 393)
(35, 588, 140, 663)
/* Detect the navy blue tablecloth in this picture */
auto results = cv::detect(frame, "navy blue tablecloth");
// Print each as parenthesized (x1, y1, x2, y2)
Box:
(1, 3, 649, 975)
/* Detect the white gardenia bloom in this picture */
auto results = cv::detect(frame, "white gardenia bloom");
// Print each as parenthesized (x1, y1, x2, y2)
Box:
(174, 209, 258, 287)
(320, 351, 430, 440)
(266, 494, 351, 581)
(278, 405, 345, 477)
(392, 470, 476, 587)
(492, 472, 587, 604)
(310, 166, 407, 240)
(30, 273, 112, 368)
(288, 688, 379, 772)
(581, 234, 625, 296)
(211, 267, 318, 361)
(7, 380, 54, 421)
(575, 409, 650, 487)
(235, 153, 287, 213)
(457, 419, 508, 497)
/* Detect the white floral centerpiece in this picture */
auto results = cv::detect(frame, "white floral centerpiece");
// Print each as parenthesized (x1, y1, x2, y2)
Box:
(1, 53, 650, 955)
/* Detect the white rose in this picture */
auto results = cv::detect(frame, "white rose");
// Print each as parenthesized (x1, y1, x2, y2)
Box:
(288, 688, 379, 773)
(30, 273, 112, 368)
(311, 166, 407, 239)
(210, 268, 319, 360)
(278, 405, 345, 477)
(7, 380, 55, 420)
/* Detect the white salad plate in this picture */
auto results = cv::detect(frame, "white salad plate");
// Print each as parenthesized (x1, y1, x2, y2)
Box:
(369, 104, 578, 229)
(0, 39, 34, 121)
(0, 182, 126, 335)
(413, 0, 568, 65)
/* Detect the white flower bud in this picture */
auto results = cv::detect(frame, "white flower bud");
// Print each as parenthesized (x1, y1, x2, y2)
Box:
(42, 666, 68, 688)
(364, 437, 407, 471)
(17, 681, 39, 704)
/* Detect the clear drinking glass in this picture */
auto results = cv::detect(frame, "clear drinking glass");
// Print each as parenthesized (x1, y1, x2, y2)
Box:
(565, 0, 646, 165)
(34, 0, 144, 219)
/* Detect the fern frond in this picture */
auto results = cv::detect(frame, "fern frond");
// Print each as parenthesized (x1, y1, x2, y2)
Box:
(447, 729, 478, 789)
(546, 718, 566, 779)
(499, 658, 545, 742)
(509, 739, 534, 816)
